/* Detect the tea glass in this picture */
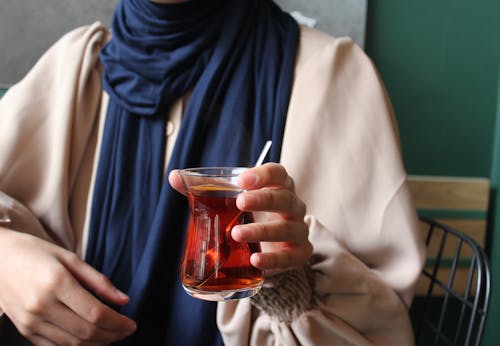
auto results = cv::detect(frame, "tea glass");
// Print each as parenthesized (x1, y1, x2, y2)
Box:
(179, 167, 264, 301)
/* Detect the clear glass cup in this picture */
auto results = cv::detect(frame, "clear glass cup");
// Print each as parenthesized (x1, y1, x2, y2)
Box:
(179, 167, 264, 301)
(0, 192, 12, 224)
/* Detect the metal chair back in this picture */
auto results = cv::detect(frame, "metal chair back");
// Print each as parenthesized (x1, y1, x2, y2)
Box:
(410, 217, 491, 346)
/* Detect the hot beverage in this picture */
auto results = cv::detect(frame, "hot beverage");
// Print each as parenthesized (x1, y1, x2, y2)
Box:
(179, 168, 264, 301)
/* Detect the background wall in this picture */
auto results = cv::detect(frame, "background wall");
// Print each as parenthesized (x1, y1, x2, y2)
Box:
(0, 0, 118, 85)
(274, 0, 367, 47)
(0, 0, 366, 85)
(364, 1, 500, 344)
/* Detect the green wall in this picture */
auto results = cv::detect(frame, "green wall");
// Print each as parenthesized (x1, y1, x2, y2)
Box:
(366, 1, 500, 177)
(365, 1, 500, 345)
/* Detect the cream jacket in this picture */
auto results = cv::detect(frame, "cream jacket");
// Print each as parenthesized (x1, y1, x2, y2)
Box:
(0, 22, 425, 345)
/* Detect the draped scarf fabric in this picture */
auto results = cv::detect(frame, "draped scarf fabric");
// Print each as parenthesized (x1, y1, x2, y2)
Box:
(86, 0, 299, 344)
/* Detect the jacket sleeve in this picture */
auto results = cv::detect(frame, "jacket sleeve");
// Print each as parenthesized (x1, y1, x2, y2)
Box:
(217, 28, 426, 346)
(0, 22, 107, 251)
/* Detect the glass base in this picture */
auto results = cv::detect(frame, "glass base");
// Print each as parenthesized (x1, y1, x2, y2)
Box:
(183, 284, 262, 301)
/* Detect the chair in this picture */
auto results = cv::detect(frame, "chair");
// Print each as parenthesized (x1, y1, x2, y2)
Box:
(410, 217, 491, 346)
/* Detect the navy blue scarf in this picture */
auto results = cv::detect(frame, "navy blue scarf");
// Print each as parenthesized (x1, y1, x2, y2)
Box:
(86, 0, 299, 344)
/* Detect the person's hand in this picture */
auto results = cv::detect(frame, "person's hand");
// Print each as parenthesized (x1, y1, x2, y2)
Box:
(233, 163, 312, 273)
(0, 229, 137, 345)
(169, 163, 313, 274)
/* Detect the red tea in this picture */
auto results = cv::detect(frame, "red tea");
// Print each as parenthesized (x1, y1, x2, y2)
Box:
(180, 184, 263, 293)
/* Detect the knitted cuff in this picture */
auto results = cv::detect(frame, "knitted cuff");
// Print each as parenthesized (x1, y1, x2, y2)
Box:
(250, 266, 313, 324)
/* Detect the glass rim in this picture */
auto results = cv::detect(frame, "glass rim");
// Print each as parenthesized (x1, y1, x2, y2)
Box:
(178, 166, 249, 177)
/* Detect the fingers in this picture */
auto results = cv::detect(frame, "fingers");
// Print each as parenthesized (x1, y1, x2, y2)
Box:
(60, 252, 129, 306)
(11, 312, 106, 346)
(168, 169, 186, 195)
(232, 220, 312, 271)
(43, 301, 133, 343)
(238, 163, 294, 191)
(55, 275, 136, 334)
(26, 335, 57, 346)
(29, 332, 105, 346)
(237, 189, 306, 219)
(250, 245, 313, 270)
(24, 320, 83, 346)
(57, 252, 136, 332)
(235, 163, 312, 271)
(232, 220, 308, 243)
(27, 257, 136, 342)
(237, 163, 305, 219)
(49, 252, 137, 337)
(0, 232, 134, 345)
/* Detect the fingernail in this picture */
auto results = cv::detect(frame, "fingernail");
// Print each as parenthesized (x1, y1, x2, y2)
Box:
(250, 253, 263, 268)
(232, 225, 249, 241)
(237, 192, 256, 209)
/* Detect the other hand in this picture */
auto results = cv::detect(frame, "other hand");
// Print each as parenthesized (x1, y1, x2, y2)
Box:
(0, 229, 136, 345)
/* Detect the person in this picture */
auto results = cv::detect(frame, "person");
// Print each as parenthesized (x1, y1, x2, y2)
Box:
(0, 0, 425, 345)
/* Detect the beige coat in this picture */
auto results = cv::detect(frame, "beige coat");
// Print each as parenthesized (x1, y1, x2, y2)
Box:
(0, 22, 425, 345)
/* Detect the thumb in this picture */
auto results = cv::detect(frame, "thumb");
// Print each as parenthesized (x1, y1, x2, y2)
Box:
(168, 169, 186, 195)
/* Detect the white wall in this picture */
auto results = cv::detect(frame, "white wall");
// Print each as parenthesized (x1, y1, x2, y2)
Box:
(274, 0, 367, 47)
